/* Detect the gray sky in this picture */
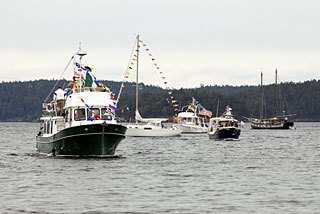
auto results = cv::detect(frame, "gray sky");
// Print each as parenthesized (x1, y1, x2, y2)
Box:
(1, 0, 320, 88)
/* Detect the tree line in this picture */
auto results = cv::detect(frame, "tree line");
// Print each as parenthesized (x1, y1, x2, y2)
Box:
(1, 79, 320, 122)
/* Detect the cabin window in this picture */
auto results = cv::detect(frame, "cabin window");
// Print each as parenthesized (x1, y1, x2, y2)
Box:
(51, 121, 53, 134)
(46, 121, 50, 134)
(101, 108, 113, 120)
(69, 109, 72, 121)
(87, 108, 100, 120)
(74, 108, 86, 121)
(65, 110, 69, 122)
(43, 122, 47, 134)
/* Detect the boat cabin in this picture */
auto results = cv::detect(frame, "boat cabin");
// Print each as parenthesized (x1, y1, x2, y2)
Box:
(176, 112, 207, 127)
(208, 117, 239, 132)
(39, 91, 117, 136)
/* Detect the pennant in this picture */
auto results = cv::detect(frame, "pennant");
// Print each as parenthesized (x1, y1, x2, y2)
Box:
(67, 81, 74, 86)
(129, 67, 132, 69)
(78, 97, 93, 112)
(102, 84, 111, 92)
(109, 104, 118, 111)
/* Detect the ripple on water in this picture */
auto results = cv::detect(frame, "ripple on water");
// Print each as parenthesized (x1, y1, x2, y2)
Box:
(0, 122, 320, 213)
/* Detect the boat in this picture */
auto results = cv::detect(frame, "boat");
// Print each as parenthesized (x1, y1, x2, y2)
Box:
(208, 105, 241, 140)
(36, 46, 127, 157)
(173, 98, 211, 133)
(125, 35, 181, 137)
(249, 70, 294, 129)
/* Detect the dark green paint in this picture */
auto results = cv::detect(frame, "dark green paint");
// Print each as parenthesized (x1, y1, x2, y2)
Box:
(36, 123, 127, 156)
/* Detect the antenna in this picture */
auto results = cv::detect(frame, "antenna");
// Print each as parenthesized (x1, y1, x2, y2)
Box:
(77, 42, 87, 58)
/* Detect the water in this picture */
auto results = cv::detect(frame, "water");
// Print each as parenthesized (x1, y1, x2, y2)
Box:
(0, 122, 319, 213)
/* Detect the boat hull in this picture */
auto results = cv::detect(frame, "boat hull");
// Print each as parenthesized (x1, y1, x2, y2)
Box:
(208, 128, 241, 140)
(173, 124, 207, 134)
(125, 124, 181, 137)
(36, 123, 127, 156)
(251, 121, 294, 129)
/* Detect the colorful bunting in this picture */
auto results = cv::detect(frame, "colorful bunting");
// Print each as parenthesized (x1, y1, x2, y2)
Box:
(109, 104, 118, 111)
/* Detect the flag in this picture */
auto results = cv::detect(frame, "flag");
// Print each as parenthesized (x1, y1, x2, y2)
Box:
(109, 104, 118, 111)
(199, 109, 213, 118)
(84, 71, 94, 87)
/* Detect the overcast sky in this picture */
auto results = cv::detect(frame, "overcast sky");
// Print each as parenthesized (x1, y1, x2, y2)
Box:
(1, 0, 320, 88)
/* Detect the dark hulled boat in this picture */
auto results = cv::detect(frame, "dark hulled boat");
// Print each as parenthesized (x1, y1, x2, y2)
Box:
(36, 123, 126, 156)
(249, 70, 294, 130)
(36, 47, 127, 157)
(208, 105, 242, 140)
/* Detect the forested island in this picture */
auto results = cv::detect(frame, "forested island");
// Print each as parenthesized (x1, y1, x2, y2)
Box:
(1, 79, 320, 122)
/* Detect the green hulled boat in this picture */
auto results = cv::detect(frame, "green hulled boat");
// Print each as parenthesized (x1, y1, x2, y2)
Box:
(36, 47, 127, 157)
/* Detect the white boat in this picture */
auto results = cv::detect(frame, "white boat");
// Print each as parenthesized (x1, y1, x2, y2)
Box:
(208, 105, 241, 140)
(125, 111, 181, 137)
(173, 98, 210, 133)
(125, 35, 181, 137)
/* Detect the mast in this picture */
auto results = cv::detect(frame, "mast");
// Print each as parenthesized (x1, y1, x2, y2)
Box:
(216, 97, 220, 117)
(260, 71, 264, 120)
(273, 68, 278, 117)
(76, 42, 87, 92)
(135, 34, 140, 124)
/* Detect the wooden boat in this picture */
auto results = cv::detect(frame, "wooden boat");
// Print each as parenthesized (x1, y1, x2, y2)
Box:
(249, 70, 294, 129)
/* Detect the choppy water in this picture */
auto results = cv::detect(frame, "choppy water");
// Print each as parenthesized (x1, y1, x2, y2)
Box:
(0, 122, 320, 213)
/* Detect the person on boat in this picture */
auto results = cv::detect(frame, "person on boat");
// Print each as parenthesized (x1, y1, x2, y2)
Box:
(53, 87, 66, 116)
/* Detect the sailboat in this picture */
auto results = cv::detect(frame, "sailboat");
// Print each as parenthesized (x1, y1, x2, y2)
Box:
(125, 35, 181, 137)
(36, 46, 127, 156)
(249, 69, 294, 129)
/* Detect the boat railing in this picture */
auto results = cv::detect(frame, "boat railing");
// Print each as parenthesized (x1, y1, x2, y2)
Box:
(74, 86, 109, 93)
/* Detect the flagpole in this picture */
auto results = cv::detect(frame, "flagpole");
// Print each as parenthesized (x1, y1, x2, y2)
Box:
(135, 34, 140, 124)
